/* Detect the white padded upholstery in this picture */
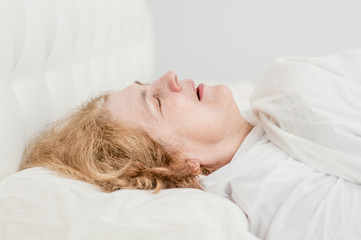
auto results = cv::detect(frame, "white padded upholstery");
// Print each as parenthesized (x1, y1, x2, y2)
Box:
(0, 0, 155, 180)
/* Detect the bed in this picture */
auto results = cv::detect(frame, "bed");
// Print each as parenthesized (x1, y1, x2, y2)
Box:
(1, 1, 360, 240)
(0, 1, 258, 239)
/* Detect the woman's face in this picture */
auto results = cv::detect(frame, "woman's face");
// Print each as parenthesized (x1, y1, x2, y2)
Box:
(105, 71, 247, 167)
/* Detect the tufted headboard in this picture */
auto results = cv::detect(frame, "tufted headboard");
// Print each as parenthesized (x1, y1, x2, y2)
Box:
(0, 0, 155, 180)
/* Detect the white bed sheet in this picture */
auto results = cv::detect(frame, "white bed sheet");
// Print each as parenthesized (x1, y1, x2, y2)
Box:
(203, 125, 361, 240)
(0, 167, 259, 240)
(250, 49, 361, 184)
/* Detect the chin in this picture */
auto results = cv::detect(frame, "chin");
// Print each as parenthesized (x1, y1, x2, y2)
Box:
(215, 84, 234, 102)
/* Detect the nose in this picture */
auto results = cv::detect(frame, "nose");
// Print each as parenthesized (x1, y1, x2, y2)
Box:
(159, 71, 181, 92)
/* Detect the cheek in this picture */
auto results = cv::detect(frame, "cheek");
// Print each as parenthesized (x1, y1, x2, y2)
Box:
(149, 126, 190, 158)
(176, 110, 227, 145)
(162, 92, 238, 144)
(213, 85, 234, 107)
(164, 96, 195, 119)
(165, 95, 224, 128)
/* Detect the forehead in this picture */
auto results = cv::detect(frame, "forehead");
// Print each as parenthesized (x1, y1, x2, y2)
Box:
(104, 84, 148, 125)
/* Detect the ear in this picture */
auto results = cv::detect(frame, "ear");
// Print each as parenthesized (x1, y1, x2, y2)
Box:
(187, 159, 201, 175)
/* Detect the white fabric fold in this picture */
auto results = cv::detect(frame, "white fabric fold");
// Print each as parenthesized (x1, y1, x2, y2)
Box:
(203, 125, 361, 240)
(250, 49, 361, 184)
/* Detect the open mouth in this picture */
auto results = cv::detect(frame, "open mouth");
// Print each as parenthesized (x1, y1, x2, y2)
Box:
(196, 84, 204, 101)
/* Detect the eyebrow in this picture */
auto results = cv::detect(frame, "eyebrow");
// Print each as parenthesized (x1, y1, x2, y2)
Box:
(134, 80, 149, 86)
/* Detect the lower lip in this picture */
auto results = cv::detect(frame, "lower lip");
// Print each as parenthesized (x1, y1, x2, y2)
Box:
(197, 83, 204, 101)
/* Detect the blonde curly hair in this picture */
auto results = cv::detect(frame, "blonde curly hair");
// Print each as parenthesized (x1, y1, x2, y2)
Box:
(21, 93, 206, 192)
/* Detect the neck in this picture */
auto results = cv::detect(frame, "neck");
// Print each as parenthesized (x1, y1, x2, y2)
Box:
(227, 118, 254, 163)
(210, 118, 254, 170)
(237, 118, 254, 150)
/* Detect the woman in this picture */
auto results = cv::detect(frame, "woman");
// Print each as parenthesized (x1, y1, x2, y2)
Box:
(21, 50, 361, 239)
(21, 71, 253, 192)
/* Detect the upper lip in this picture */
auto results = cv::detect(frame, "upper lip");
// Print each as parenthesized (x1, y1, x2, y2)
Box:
(190, 80, 199, 101)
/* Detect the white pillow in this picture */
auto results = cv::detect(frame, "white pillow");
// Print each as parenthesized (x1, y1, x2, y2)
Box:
(0, 167, 259, 240)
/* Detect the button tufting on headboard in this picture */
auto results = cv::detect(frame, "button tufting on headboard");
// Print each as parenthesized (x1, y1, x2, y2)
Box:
(0, 0, 155, 180)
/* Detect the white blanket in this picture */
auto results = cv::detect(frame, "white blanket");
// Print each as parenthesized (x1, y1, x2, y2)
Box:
(250, 49, 361, 184)
(0, 167, 259, 240)
(203, 125, 361, 240)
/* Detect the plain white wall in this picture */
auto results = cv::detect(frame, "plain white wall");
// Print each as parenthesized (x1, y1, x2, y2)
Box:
(148, 0, 361, 83)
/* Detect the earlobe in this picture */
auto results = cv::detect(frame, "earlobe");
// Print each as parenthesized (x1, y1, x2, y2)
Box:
(187, 160, 201, 175)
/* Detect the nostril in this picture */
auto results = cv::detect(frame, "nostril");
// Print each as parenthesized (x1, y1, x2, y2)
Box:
(166, 71, 181, 92)
(174, 74, 179, 87)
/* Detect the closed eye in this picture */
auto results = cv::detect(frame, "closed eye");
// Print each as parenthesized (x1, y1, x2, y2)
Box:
(155, 96, 162, 108)
(154, 96, 163, 116)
